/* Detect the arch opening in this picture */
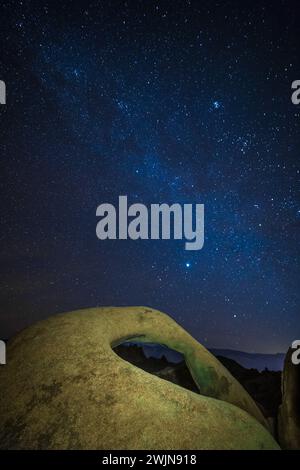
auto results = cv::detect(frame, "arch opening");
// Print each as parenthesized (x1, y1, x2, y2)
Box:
(113, 341, 200, 394)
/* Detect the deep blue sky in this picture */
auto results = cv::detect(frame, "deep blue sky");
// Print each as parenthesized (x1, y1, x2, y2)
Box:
(0, 0, 299, 353)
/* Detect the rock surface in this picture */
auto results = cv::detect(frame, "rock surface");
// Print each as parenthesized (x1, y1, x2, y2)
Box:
(0, 307, 279, 449)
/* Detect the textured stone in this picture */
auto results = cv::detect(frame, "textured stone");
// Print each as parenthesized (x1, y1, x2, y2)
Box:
(0, 307, 279, 449)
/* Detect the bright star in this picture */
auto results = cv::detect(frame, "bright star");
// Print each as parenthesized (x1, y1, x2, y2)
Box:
(213, 100, 221, 109)
(185, 262, 191, 268)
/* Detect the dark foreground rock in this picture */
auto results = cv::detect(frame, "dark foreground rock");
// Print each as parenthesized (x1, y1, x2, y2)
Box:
(215, 355, 282, 420)
(278, 348, 300, 449)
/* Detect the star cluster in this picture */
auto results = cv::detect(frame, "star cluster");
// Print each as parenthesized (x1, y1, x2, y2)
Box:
(0, 0, 299, 352)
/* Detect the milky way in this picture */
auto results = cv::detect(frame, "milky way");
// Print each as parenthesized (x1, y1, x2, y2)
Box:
(0, 0, 299, 352)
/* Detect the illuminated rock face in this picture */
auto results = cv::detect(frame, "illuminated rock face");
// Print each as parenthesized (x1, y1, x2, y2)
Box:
(278, 348, 300, 449)
(0, 307, 279, 449)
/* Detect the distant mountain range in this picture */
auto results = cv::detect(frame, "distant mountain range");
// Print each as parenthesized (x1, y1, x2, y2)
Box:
(126, 342, 285, 371)
(210, 349, 285, 371)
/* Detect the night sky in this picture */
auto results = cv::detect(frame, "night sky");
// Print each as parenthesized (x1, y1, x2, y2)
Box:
(0, 0, 299, 353)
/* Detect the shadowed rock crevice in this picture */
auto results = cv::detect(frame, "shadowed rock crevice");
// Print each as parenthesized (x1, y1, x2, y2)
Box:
(113, 342, 200, 395)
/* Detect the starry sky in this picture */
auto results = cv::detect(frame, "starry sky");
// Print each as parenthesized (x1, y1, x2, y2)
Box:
(0, 0, 299, 353)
